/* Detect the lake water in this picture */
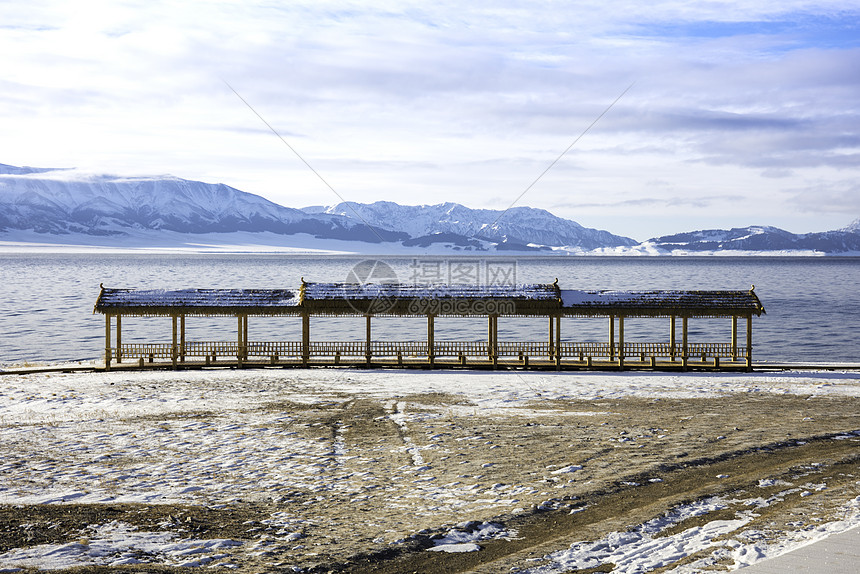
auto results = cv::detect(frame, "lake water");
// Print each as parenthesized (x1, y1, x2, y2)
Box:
(1, 254, 858, 366)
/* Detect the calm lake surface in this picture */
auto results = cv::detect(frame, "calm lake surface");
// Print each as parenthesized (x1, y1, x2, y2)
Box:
(1, 254, 858, 366)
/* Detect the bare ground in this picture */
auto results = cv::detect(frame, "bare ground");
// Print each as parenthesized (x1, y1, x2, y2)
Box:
(2, 390, 859, 573)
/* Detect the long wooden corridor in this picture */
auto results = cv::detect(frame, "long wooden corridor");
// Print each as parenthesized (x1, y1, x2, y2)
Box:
(94, 280, 765, 372)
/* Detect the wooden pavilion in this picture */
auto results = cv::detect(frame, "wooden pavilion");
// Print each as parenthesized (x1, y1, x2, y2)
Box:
(93, 280, 765, 371)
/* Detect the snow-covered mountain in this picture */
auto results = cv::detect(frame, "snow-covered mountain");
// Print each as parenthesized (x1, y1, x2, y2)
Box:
(0, 164, 404, 243)
(3, 163, 858, 254)
(302, 201, 637, 250)
(647, 225, 860, 253)
(0, 163, 635, 251)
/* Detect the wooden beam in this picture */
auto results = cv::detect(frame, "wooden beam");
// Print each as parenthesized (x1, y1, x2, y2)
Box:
(618, 316, 625, 370)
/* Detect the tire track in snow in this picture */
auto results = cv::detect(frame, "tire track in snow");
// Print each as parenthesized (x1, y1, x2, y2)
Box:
(386, 400, 426, 467)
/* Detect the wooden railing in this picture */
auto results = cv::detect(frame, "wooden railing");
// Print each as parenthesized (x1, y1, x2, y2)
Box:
(247, 341, 303, 356)
(559, 342, 747, 359)
(434, 341, 491, 357)
(497, 342, 551, 356)
(119, 343, 174, 361)
(559, 342, 612, 358)
(116, 340, 748, 363)
(369, 342, 428, 356)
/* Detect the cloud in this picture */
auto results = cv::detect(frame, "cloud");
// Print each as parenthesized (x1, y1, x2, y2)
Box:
(1, 1, 859, 238)
(786, 180, 860, 214)
(552, 194, 747, 210)
(761, 168, 795, 178)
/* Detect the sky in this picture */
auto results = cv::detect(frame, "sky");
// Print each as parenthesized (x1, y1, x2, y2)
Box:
(1, 0, 859, 241)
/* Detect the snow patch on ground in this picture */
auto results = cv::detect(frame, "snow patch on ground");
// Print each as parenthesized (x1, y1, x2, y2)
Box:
(428, 521, 515, 553)
(523, 493, 860, 573)
(0, 521, 241, 570)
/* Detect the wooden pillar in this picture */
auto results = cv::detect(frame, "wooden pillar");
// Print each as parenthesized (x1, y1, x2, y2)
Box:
(237, 315, 249, 364)
(237, 315, 243, 365)
(244, 315, 249, 360)
(302, 313, 310, 366)
(180, 315, 186, 362)
(548, 316, 555, 359)
(104, 315, 112, 370)
(609, 315, 615, 361)
(731, 315, 738, 361)
(495, 316, 499, 365)
(487, 315, 493, 359)
(669, 316, 676, 361)
(427, 314, 435, 366)
(555, 315, 562, 369)
(746, 315, 753, 371)
(365, 315, 372, 366)
(618, 316, 625, 369)
(682, 316, 689, 370)
(172, 315, 178, 368)
(116, 315, 122, 364)
(490, 315, 498, 367)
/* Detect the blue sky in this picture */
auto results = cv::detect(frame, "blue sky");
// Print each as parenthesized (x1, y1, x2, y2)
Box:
(1, 1, 858, 241)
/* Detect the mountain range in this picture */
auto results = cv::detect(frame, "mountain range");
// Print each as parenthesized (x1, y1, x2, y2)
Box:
(1, 163, 858, 254)
(646, 224, 860, 253)
(0, 163, 404, 243)
(302, 202, 636, 250)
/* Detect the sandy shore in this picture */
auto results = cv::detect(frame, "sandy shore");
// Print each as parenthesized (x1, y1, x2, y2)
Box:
(0, 368, 859, 572)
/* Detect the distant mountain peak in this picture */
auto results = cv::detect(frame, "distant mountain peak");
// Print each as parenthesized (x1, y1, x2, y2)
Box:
(302, 201, 633, 250)
(647, 223, 860, 254)
(842, 218, 860, 233)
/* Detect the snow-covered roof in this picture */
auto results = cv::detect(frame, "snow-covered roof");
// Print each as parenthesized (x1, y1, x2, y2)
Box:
(94, 283, 764, 318)
(300, 282, 560, 316)
(94, 287, 300, 316)
(560, 289, 765, 316)
(301, 282, 558, 300)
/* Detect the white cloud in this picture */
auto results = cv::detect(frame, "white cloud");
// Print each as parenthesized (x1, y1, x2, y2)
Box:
(0, 0, 858, 238)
